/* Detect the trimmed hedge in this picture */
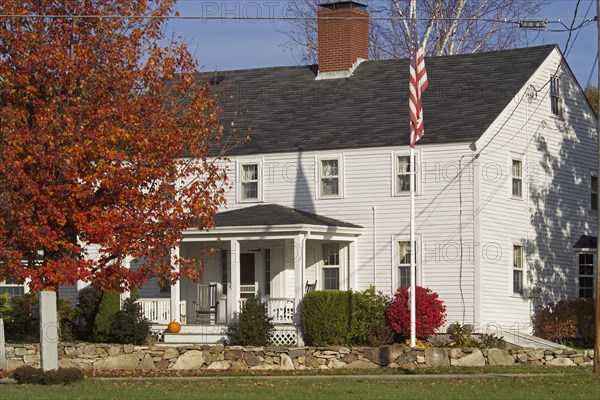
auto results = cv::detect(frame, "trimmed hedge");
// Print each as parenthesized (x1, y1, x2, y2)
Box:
(301, 290, 352, 346)
(12, 366, 84, 385)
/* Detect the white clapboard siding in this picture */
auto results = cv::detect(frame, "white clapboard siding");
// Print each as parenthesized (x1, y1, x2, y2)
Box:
(475, 47, 597, 332)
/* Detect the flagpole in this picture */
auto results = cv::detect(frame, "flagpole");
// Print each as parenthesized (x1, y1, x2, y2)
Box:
(409, 0, 417, 349)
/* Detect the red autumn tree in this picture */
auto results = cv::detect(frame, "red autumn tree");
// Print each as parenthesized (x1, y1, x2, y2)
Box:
(0, 0, 227, 292)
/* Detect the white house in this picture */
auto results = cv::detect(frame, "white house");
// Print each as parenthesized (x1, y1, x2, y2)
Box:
(4, 1, 596, 345)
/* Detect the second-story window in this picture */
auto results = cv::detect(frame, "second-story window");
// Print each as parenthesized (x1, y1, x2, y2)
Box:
(320, 159, 340, 197)
(512, 159, 522, 198)
(241, 163, 259, 201)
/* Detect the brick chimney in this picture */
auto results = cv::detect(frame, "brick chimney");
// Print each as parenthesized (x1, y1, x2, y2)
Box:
(317, 1, 369, 79)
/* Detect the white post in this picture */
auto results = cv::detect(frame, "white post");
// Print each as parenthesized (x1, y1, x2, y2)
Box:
(228, 239, 241, 322)
(0, 318, 6, 370)
(348, 240, 357, 291)
(409, 0, 418, 350)
(294, 235, 304, 325)
(170, 246, 181, 323)
(39, 290, 59, 371)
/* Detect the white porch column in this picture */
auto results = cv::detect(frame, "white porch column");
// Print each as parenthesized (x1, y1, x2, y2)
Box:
(293, 235, 305, 325)
(120, 256, 132, 305)
(348, 240, 357, 291)
(170, 246, 181, 323)
(227, 239, 241, 322)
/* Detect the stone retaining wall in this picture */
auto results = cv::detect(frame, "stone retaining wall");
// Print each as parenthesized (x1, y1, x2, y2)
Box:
(3, 343, 594, 371)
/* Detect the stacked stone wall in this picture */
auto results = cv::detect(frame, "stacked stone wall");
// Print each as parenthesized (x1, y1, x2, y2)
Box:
(3, 343, 594, 371)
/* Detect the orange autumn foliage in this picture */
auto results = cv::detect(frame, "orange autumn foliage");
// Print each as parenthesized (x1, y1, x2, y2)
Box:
(0, 1, 228, 292)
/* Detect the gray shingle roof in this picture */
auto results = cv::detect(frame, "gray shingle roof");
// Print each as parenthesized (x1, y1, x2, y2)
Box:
(573, 234, 597, 249)
(214, 204, 362, 228)
(208, 45, 556, 156)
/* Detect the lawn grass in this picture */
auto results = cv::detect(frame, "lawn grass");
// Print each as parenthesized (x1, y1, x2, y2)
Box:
(1, 371, 598, 400)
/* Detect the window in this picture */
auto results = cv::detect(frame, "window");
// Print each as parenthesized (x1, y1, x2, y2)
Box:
(550, 76, 562, 117)
(320, 159, 340, 197)
(398, 241, 411, 288)
(513, 244, 524, 295)
(578, 253, 594, 299)
(322, 243, 340, 290)
(0, 286, 24, 297)
(512, 159, 522, 198)
(397, 156, 411, 194)
(221, 249, 228, 295)
(592, 175, 597, 211)
(241, 163, 259, 201)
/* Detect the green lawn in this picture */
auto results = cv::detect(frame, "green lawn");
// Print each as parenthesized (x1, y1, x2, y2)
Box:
(1, 373, 599, 400)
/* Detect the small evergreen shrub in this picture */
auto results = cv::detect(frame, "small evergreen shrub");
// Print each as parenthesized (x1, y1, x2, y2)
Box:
(0, 293, 10, 320)
(446, 322, 479, 348)
(478, 332, 505, 349)
(387, 286, 446, 341)
(349, 286, 393, 346)
(108, 298, 150, 345)
(4, 293, 39, 341)
(301, 290, 352, 346)
(227, 295, 273, 346)
(93, 291, 120, 342)
(12, 366, 84, 385)
(532, 299, 595, 347)
(76, 286, 103, 341)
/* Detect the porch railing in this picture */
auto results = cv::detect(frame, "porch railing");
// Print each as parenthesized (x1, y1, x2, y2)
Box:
(239, 297, 295, 324)
(134, 298, 187, 324)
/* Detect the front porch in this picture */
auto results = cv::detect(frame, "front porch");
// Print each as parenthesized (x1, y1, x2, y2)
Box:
(134, 204, 362, 344)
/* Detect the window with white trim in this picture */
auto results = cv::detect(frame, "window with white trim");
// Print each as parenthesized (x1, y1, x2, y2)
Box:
(398, 241, 411, 288)
(512, 159, 522, 198)
(513, 244, 524, 295)
(322, 243, 340, 290)
(550, 76, 562, 117)
(397, 156, 411, 194)
(319, 158, 341, 198)
(578, 253, 594, 299)
(591, 174, 597, 211)
(240, 163, 260, 201)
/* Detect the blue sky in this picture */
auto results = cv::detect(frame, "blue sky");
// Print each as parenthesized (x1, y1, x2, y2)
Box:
(165, 0, 598, 87)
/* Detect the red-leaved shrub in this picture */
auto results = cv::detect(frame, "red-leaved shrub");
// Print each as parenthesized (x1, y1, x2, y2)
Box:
(387, 286, 446, 340)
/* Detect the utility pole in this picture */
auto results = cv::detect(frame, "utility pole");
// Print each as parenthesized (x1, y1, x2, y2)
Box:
(594, 0, 600, 377)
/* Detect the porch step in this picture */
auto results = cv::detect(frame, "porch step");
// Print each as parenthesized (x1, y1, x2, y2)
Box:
(163, 332, 226, 344)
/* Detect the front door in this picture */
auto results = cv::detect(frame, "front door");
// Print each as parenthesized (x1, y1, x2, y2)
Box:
(240, 253, 256, 298)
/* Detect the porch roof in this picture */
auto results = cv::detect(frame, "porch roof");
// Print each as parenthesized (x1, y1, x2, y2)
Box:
(184, 204, 362, 240)
(573, 234, 597, 249)
(214, 204, 361, 229)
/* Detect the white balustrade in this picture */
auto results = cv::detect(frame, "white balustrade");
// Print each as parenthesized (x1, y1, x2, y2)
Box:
(135, 298, 171, 324)
(238, 297, 295, 324)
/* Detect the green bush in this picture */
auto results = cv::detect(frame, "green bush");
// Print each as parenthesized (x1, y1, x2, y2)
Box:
(532, 298, 595, 347)
(0, 293, 10, 320)
(4, 293, 39, 341)
(93, 291, 120, 342)
(349, 286, 393, 346)
(226, 295, 273, 346)
(446, 322, 479, 348)
(12, 366, 84, 385)
(75, 286, 103, 341)
(108, 298, 150, 345)
(301, 290, 352, 346)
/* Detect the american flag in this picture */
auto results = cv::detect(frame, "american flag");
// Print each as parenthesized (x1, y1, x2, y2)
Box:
(409, 44, 428, 148)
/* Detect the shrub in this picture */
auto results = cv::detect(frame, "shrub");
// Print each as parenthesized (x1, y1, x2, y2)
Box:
(227, 295, 273, 346)
(387, 286, 446, 341)
(301, 290, 352, 346)
(446, 322, 479, 348)
(0, 293, 10, 320)
(478, 332, 505, 349)
(92, 291, 120, 342)
(532, 298, 595, 347)
(108, 298, 150, 345)
(4, 293, 39, 341)
(75, 286, 104, 341)
(349, 286, 393, 346)
(12, 366, 84, 385)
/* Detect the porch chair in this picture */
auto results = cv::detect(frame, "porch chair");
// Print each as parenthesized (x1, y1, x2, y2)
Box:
(194, 283, 218, 324)
(305, 280, 317, 294)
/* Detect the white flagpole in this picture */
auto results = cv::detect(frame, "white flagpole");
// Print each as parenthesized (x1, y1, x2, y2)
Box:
(409, 0, 417, 349)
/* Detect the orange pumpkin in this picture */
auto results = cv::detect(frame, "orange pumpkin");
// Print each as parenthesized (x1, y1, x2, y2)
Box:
(168, 321, 181, 334)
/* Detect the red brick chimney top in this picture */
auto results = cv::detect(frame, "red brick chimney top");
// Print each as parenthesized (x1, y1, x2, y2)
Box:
(317, 2, 369, 79)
